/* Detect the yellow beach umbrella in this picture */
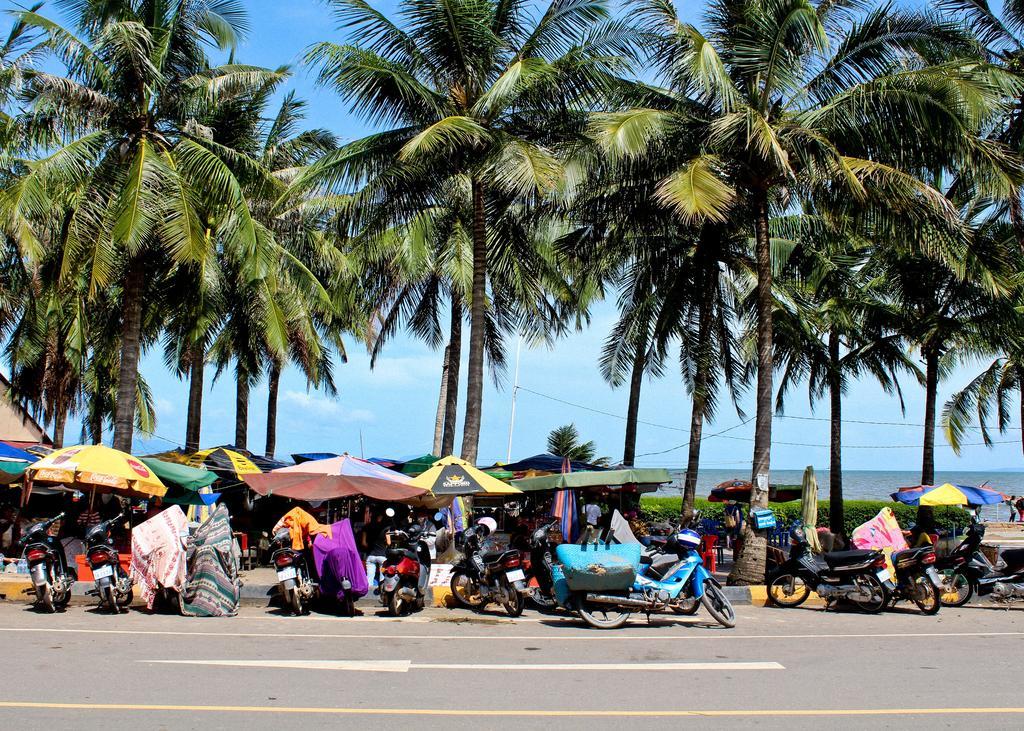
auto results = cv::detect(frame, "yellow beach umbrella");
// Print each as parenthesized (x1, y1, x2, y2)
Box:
(410, 456, 522, 496)
(26, 444, 167, 500)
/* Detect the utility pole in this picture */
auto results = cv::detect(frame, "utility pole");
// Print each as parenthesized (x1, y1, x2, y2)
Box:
(505, 336, 522, 463)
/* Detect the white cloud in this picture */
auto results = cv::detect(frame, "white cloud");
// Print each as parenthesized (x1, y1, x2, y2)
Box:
(154, 397, 175, 416)
(281, 391, 375, 423)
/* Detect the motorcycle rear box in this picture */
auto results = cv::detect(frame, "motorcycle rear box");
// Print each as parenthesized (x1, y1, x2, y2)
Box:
(556, 543, 641, 591)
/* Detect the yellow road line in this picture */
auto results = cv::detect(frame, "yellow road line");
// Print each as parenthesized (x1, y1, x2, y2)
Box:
(0, 702, 1023, 717)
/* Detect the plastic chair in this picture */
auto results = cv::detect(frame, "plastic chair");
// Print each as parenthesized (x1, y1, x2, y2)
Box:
(699, 535, 718, 572)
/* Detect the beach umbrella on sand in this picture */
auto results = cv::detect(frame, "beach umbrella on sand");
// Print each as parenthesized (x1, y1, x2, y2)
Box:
(26, 445, 167, 501)
(891, 483, 1007, 507)
(800, 466, 821, 553)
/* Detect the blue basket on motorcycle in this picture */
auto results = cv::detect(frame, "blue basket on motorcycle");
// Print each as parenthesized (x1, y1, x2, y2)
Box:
(556, 542, 641, 592)
(551, 564, 571, 607)
(750, 509, 777, 531)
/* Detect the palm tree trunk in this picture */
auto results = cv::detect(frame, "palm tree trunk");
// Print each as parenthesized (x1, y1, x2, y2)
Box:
(433, 345, 451, 455)
(235, 367, 249, 450)
(918, 347, 940, 531)
(185, 348, 204, 451)
(442, 292, 462, 456)
(730, 189, 773, 585)
(622, 335, 648, 467)
(112, 259, 144, 453)
(683, 256, 717, 521)
(461, 179, 487, 464)
(265, 361, 280, 459)
(52, 407, 67, 450)
(921, 348, 938, 485)
(828, 328, 844, 536)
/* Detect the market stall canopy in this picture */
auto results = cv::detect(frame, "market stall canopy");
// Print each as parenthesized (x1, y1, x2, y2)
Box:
(498, 453, 609, 474)
(399, 454, 441, 476)
(708, 479, 802, 503)
(0, 441, 36, 484)
(512, 467, 671, 492)
(411, 456, 523, 496)
(27, 444, 166, 499)
(244, 455, 427, 502)
(149, 446, 287, 482)
(891, 483, 1007, 507)
(139, 457, 219, 506)
(291, 452, 340, 464)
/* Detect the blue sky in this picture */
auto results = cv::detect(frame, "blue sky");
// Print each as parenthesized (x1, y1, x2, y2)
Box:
(7, 1, 1024, 473)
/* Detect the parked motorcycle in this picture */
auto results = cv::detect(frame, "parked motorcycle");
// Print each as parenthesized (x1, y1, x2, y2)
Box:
(938, 522, 1024, 605)
(562, 529, 734, 629)
(84, 512, 133, 613)
(19, 512, 75, 612)
(767, 523, 890, 613)
(270, 527, 316, 615)
(380, 511, 432, 616)
(887, 544, 943, 614)
(449, 519, 527, 617)
(525, 520, 558, 610)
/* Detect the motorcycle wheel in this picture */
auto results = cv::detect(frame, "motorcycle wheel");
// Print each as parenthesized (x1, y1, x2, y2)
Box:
(341, 593, 355, 617)
(54, 586, 71, 611)
(848, 573, 888, 614)
(449, 572, 484, 608)
(528, 589, 557, 611)
(575, 595, 630, 630)
(388, 589, 406, 617)
(910, 573, 942, 615)
(766, 573, 811, 608)
(35, 584, 55, 613)
(502, 580, 524, 618)
(117, 588, 133, 609)
(287, 588, 304, 615)
(700, 581, 736, 628)
(939, 570, 974, 607)
(103, 585, 120, 613)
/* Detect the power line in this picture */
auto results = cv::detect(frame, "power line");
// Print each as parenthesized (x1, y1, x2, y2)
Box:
(776, 413, 1021, 430)
(633, 417, 755, 458)
(516, 386, 689, 432)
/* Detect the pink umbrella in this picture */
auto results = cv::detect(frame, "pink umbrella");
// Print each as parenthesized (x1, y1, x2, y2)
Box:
(243, 455, 426, 502)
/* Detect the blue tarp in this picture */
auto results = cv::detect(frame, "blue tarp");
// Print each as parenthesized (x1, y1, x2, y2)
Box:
(498, 453, 608, 473)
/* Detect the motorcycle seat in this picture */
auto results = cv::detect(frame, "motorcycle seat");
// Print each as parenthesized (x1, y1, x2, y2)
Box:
(482, 552, 505, 564)
(1000, 548, 1024, 572)
(823, 550, 877, 568)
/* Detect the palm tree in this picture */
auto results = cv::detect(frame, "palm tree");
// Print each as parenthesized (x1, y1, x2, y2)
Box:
(296, 0, 631, 463)
(547, 423, 609, 465)
(773, 219, 918, 535)
(594, 0, 1014, 584)
(2, 1, 276, 453)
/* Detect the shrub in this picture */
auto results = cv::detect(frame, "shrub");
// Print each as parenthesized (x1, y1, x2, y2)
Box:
(639, 496, 970, 536)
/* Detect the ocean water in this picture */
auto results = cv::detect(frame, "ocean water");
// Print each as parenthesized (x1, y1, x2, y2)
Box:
(654, 468, 1024, 522)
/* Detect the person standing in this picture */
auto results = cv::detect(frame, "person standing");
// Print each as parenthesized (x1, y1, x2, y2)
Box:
(724, 500, 744, 558)
(1017, 496, 1024, 523)
(361, 513, 388, 594)
(582, 498, 602, 543)
(1007, 496, 1017, 522)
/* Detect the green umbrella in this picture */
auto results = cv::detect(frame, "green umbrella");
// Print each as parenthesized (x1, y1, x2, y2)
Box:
(140, 457, 217, 505)
(511, 468, 672, 492)
(801, 465, 822, 553)
(400, 454, 441, 476)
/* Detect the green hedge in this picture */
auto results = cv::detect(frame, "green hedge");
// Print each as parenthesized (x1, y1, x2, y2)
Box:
(639, 496, 971, 536)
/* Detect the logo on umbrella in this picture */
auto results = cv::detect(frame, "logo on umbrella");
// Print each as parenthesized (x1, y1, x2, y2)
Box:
(442, 473, 471, 489)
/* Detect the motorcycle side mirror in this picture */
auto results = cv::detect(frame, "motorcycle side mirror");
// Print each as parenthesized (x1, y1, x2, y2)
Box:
(385, 507, 396, 518)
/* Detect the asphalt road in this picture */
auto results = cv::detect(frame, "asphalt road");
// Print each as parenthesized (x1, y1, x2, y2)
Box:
(0, 599, 1022, 730)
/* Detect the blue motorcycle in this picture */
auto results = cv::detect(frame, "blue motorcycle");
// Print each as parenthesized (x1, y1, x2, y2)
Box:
(556, 530, 735, 629)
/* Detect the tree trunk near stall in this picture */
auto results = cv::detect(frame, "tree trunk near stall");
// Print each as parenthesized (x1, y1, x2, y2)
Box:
(52, 407, 67, 450)
(918, 347, 940, 531)
(683, 255, 717, 522)
(112, 260, 144, 453)
(433, 345, 450, 456)
(265, 361, 280, 459)
(730, 189, 773, 585)
(828, 329, 844, 536)
(442, 292, 463, 456)
(235, 367, 249, 450)
(622, 335, 648, 468)
(185, 348, 204, 451)
(460, 180, 487, 465)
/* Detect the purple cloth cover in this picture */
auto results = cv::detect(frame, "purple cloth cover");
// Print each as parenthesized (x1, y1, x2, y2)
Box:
(312, 519, 369, 600)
